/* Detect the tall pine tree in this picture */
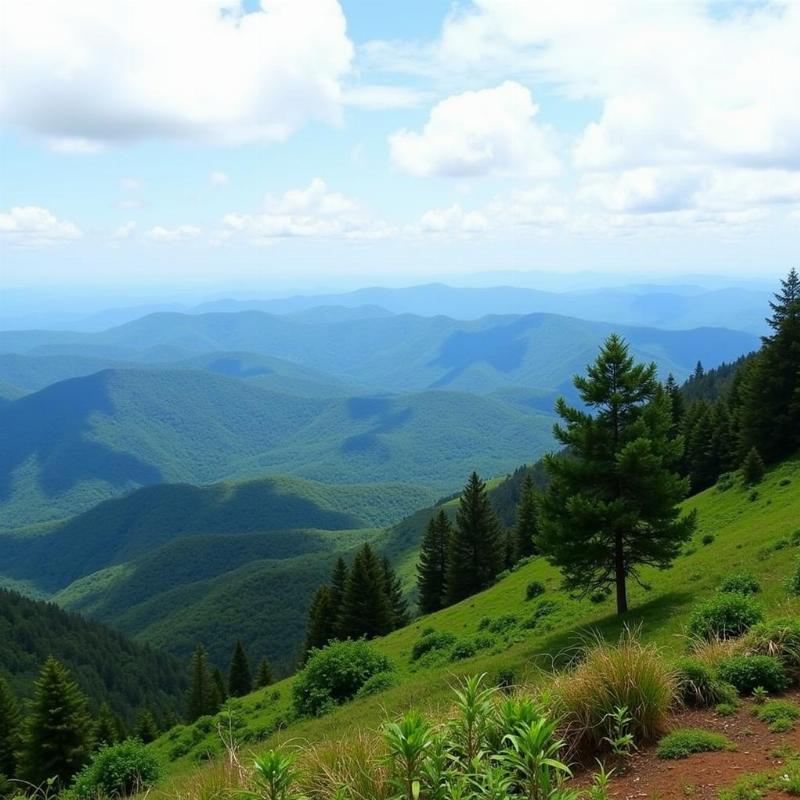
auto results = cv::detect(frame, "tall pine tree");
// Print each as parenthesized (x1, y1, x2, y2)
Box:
(185, 645, 218, 723)
(416, 510, 451, 614)
(446, 472, 504, 604)
(304, 585, 337, 656)
(382, 556, 409, 628)
(255, 657, 273, 689)
(329, 556, 349, 638)
(513, 473, 539, 561)
(339, 543, 394, 639)
(539, 334, 696, 615)
(134, 709, 159, 744)
(0, 675, 20, 779)
(740, 268, 800, 462)
(227, 640, 252, 697)
(92, 703, 119, 749)
(21, 657, 92, 786)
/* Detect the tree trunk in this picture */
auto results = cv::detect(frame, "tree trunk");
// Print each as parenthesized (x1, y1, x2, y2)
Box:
(615, 530, 628, 615)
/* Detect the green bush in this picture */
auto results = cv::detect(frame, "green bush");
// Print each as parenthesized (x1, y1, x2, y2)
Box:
(411, 630, 457, 661)
(656, 728, 732, 760)
(754, 699, 800, 732)
(355, 671, 398, 699)
(70, 740, 162, 799)
(702, 534, 715, 546)
(673, 657, 735, 708)
(525, 581, 545, 601)
(719, 572, 761, 596)
(744, 618, 800, 676)
(687, 593, 763, 641)
(717, 655, 787, 695)
(715, 702, 738, 716)
(450, 634, 495, 661)
(292, 640, 393, 717)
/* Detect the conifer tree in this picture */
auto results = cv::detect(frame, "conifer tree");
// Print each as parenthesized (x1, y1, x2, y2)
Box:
(539, 334, 696, 615)
(741, 446, 766, 485)
(664, 373, 685, 436)
(709, 402, 736, 477)
(0, 675, 20, 778)
(134, 709, 159, 744)
(21, 657, 92, 785)
(339, 543, 394, 639)
(211, 667, 227, 705)
(513, 473, 539, 561)
(304, 585, 336, 656)
(382, 556, 409, 629)
(740, 268, 800, 462)
(227, 640, 252, 697)
(416, 510, 451, 614)
(446, 472, 504, 604)
(255, 657, 273, 689)
(92, 703, 118, 749)
(329, 556, 349, 637)
(185, 645, 218, 723)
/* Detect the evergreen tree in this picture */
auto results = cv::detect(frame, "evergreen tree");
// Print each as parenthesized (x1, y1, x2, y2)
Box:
(382, 557, 409, 629)
(211, 667, 227, 706)
(709, 402, 736, 477)
(685, 401, 716, 492)
(185, 645, 218, 723)
(303, 585, 337, 656)
(21, 657, 92, 785)
(255, 658, 273, 689)
(339, 544, 394, 639)
(664, 373, 685, 436)
(539, 334, 696, 615)
(227, 640, 252, 698)
(329, 556, 349, 637)
(134, 709, 159, 744)
(0, 675, 20, 778)
(513, 473, 539, 561)
(416, 510, 451, 614)
(446, 472, 504, 604)
(740, 268, 800, 462)
(92, 703, 119, 749)
(741, 446, 766, 485)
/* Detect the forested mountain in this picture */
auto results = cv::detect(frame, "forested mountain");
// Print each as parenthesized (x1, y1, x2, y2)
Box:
(0, 589, 185, 722)
(0, 368, 552, 526)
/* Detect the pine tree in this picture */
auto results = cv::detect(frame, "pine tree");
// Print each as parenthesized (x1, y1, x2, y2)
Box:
(709, 402, 736, 478)
(21, 657, 92, 785)
(685, 401, 716, 492)
(446, 472, 504, 604)
(513, 473, 538, 561)
(740, 268, 800, 462)
(185, 645, 218, 723)
(741, 446, 766, 485)
(539, 334, 696, 615)
(228, 640, 252, 697)
(339, 543, 394, 639)
(134, 709, 159, 744)
(304, 585, 336, 656)
(255, 658, 273, 689)
(0, 675, 20, 778)
(211, 667, 227, 706)
(92, 703, 119, 749)
(382, 557, 409, 629)
(664, 373, 685, 436)
(329, 556, 349, 637)
(416, 510, 451, 614)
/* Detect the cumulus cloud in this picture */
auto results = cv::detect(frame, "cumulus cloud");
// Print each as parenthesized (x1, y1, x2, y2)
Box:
(144, 224, 201, 242)
(0, 0, 354, 148)
(0, 206, 82, 247)
(222, 178, 394, 240)
(390, 81, 559, 178)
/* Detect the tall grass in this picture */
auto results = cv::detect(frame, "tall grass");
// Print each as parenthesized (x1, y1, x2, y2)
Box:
(550, 628, 675, 753)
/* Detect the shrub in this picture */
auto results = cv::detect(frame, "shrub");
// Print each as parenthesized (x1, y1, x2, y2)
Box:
(715, 702, 738, 716)
(754, 699, 800, 732)
(744, 618, 800, 678)
(656, 728, 732, 760)
(702, 534, 715, 546)
(551, 630, 675, 752)
(450, 634, 495, 661)
(292, 640, 393, 717)
(411, 630, 456, 661)
(687, 593, 763, 641)
(481, 614, 518, 634)
(356, 671, 398, 699)
(717, 655, 787, 695)
(719, 572, 761, 596)
(525, 581, 545, 601)
(70, 740, 162, 799)
(522, 599, 559, 629)
(673, 657, 735, 708)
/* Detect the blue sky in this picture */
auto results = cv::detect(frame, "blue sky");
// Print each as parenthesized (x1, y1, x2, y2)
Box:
(1, 0, 798, 294)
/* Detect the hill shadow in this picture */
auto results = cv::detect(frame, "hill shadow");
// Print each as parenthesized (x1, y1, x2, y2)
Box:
(0, 371, 162, 502)
(341, 396, 414, 460)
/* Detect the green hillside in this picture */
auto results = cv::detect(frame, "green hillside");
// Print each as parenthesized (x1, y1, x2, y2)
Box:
(0, 368, 550, 526)
(0, 588, 185, 724)
(150, 456, 800, 778)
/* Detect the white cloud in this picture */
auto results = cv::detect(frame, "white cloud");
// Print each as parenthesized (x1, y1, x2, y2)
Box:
(342, 85, 429, 110)
(222, 178, 393, 241)
(112, 221, 137, 239)
(210, 171, 229, 187)
(144, 224, 201, 242)
(390, 81, 559, 178)
(0, 0, 353, 148)
(419, 204, 489, 234)
(0, 206, 82, 247)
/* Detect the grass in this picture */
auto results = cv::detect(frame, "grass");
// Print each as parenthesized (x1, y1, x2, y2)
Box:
(656, 728, 734, 759)
(754, 699, 800, 732)
(148, 456, 800, 785)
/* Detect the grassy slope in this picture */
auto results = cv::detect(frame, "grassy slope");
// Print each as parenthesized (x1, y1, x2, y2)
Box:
(151, 456, 800, 782)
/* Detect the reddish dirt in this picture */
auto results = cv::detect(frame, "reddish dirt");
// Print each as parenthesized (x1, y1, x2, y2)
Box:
(575, 692, 800, 799)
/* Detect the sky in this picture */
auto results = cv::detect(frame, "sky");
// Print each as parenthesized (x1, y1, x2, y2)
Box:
(0, 0, 798, 295)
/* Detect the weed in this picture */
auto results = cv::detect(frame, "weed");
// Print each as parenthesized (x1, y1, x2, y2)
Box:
(656, 728, 733, 760)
